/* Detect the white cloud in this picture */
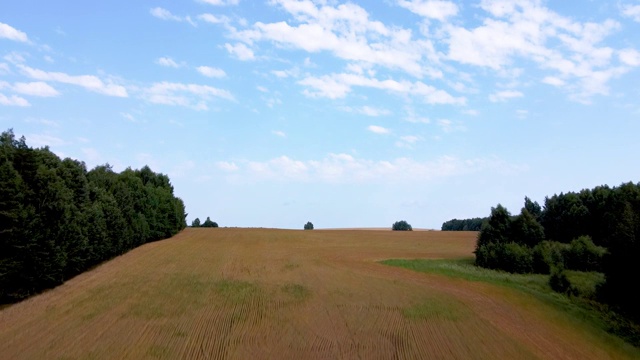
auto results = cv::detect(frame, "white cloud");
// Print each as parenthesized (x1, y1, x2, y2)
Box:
(367, 125, 390, 134)
(17, 64, 128, 97)
(489, 90, 523, 102)
(445, 0, 629, 101)
(619, 48, 640, 67)
(397, 0, 459, 21)
(622, 4, 640, 22)
(144, 81, 234, 110)
(0, 93, 30, 107)
(342, 105, 391, 117)
(256, 86, 269, 92)
(437, 119, 466, 133)
(224, 43, 255, 60)
(217, 161, 239, 171)
(26, 134, 66, 147)
(233, 0, 441, 78)
(227, 153, 523, 183)
(198, 13, 231, 25)
(150, 7, 182, 21)
(150, 7, 195, 25)
(299, 72, 465, 105)
(4, 52, 26, 64)
(12, 82, 60, 97)
(396, 135, 422, 148)
(156, 57, 182, 68)
(272, 130, 286, 137)
(199, 0, 240, 5)
(0, 22, 28, 42)
(542, 76, 565, 87)
(0, 63, 9, 75)
(196, 66, 226, 78)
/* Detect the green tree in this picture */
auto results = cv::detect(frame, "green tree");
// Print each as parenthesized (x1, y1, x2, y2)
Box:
(392, 220, 412, 231)
(524, 196, 542, 221)
(476, 204, 512, 248)
(510, 208, 545, 247)
(202, 217, 218, 228)
(304, 221, 314, 230)
(191, 217, 201, 227)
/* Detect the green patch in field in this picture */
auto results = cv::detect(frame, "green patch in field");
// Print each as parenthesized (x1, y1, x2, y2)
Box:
(402, 296, 469, 321)
(126, 273, 214, 319)
(147, 345, 172, 359)
(214, 279, 261, 304)
(382, 258, 640, 354)
(281, 283, 311, 301)
(282, 262, 300, 271)
(566, 270, 605, 299)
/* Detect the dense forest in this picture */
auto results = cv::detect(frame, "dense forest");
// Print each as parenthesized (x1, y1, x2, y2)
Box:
(441, 217, 486, 231)
(475, 186, 640, 321)
(0, 129, 187, 303)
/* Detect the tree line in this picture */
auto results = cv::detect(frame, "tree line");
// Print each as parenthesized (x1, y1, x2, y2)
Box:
(191, 217, 218, 227)
(441, 217, 486, 231)
(475, 185, 640, 321)
(0, 129, 187, 303)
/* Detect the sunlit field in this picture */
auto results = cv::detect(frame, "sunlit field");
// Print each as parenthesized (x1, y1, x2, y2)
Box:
(0, 228, 636, 359)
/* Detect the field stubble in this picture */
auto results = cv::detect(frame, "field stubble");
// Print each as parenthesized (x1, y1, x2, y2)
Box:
(0, 228, 635, 359)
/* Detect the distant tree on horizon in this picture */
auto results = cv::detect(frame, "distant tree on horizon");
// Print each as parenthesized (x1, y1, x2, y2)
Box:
(202, 217, 218, 228)
(392, 220, 412, 231)
(191, 218, 201, 227)
(304, 221, 314, 230)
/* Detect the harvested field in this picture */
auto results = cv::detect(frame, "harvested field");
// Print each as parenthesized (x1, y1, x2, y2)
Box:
(0, 228, 636, 359)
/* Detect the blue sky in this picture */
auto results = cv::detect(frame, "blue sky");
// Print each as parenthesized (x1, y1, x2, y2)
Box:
(2, 0, 640, 229)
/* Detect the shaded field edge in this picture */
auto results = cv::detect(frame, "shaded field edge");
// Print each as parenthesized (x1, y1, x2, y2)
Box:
(380, 257, 640, 355)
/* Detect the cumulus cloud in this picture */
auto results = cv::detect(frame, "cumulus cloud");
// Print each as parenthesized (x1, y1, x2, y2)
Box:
(199, 0, 240, 5)
(17, 64, 128, 97)
(144, 81, 234, 110)
(619, 48, 640, 67)
(341, 105, 391, 117)
(196, 66, 226, 78)
(489, 90, 523, 102)
(198, 13, 231, 25)
(0, 93, 30, 107)
(367, 125, 390, 134)
(222, 153, 523, 183)
(299, 72, 465, 105)
(156, 57, 182, 68)
(217, 161, 239, 171)
(397, 0, 459, 21)
(12, 81, 60, 97)
(233, 0, 441, 78)
(150, 7, 195, 25)
(224, 43, 255, 60)
(621, 4, 640, 22)
(445, 0, 629, 101)
(0, 22, 28, 42)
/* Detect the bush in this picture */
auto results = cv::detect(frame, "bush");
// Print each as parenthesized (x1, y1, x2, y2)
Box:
(532, 241, 568, 274)
(304, 221, 314, 230)
(564, 236, 606, 272)
(392, 220, 412, 231)
(475, 242, 534, 274)
(549, 267, 571, 293)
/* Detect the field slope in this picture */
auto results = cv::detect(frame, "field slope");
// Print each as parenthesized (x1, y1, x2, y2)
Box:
(0, 228, 636, 359)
